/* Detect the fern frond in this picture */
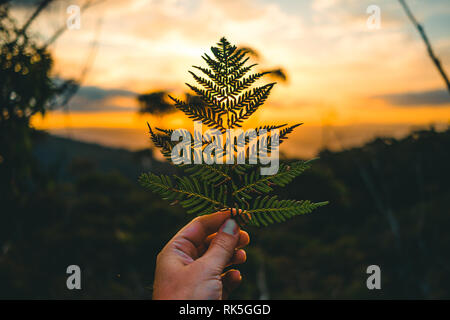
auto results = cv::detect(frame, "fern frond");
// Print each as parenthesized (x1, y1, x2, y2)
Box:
(192, 65, 227, 88)
(139, 173, 227, 215)
(256, 123, 303, 153)
(229, 83, 275, 127)
(141, 37, 328, 228)
(183, 164, 232, 185)
(184, 83, 224, 112)
(228, 48, 247, 65)
(232, 164, 253, 175)
(147, 123, 175, 160)
(155, 127, 174, 136)
(201, 53, 225, 77)
(227, 72, 269, 96)
(227, 57, 251, 80)
(148, 124, 202, 164)
(168, 95, 226, 132)
(216, 37, 236, 58)
(279, 123, 302, 143)
(232, 160, 312, 199)
(228, 64, 257, 87)
(188, 71, 226, 98)
(245, 196, 328, 227)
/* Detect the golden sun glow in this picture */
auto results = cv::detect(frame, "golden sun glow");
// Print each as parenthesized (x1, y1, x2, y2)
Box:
(23, 0, 450, 156)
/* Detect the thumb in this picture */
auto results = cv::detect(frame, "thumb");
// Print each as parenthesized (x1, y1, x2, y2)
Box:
(202, 218, 240, 271)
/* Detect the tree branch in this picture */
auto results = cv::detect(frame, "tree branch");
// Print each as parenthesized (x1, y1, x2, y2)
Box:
(398, 0, 450, 93)
(18, 0, 53, 36)
(44, 0, 106, 47)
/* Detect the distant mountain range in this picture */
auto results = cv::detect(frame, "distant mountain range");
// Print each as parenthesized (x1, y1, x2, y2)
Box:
(44, 123, 448, 160)
(32, 132, 172, 182)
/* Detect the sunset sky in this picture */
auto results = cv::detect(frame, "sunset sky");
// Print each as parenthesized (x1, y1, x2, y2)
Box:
(11, 0, 450, 157)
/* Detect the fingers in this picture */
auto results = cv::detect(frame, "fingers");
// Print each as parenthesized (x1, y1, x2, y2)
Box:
(228, 249, 246, 266)
(200, 219, 240, 270)
(197, 230, 250, 257)
(163, 211, 249, 269)
(205, 230, 250, 249)
(163, 211, 232, 265)
(222, 269, 242, 300)
(197, 246, 246, 267)
(170, 211, 232, 249)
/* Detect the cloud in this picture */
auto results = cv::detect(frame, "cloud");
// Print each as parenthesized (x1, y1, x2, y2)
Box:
(48, 0, 305, 91)
(374, 89, 450, 106)
(312, 0, 339, 11)
(24, 0, 450, 125)
(67, 85, 138, 112)
(76, 86, 135, 101)
(125, 0, 303, 44)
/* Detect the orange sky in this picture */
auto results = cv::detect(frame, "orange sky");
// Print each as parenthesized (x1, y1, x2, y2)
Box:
(13, 0, 449, 154)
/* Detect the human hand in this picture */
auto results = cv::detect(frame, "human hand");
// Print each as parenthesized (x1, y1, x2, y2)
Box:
(152, 210, 250, 300)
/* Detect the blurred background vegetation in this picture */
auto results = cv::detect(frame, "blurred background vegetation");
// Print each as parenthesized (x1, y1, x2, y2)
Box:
(1, 1, 450, 299)
(2, 118, 449, 299)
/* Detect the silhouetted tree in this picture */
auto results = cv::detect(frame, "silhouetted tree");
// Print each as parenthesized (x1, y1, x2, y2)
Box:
(137, 91, 174, 114)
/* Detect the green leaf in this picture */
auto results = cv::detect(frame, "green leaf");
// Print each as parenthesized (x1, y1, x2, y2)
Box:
(245, 196, 328, 227)
(139, 173, 226, 215)
(140, 37, 328, 228)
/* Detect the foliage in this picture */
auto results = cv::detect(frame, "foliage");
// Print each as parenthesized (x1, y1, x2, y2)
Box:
(139, 37, 327, 226)
(137, 91, 174, 115)
(0, 3, 76, 249)
(1, 127, 449, 299)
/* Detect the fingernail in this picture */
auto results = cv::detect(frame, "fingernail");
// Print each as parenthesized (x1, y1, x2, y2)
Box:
(222, 219, 238, 235)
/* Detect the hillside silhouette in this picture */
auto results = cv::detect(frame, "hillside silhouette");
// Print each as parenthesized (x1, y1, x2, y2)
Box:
(1, 126, 449, 299)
